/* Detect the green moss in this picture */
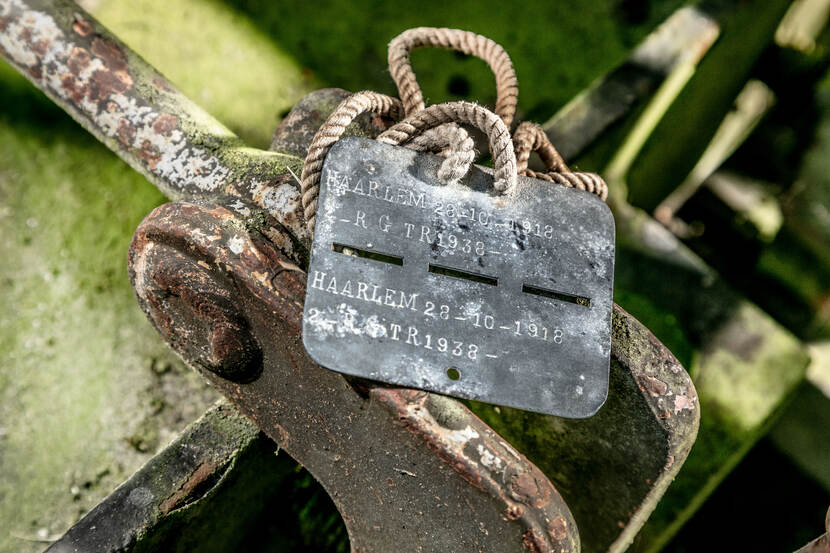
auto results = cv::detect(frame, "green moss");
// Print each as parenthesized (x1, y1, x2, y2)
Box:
(783, 71, 830, 266)
(635, 300, 809, 552)
(0, 65, 218, 553)
(87, 0, 317, 148)
(614, 288, 696, 370)
(694, 302, 808, 432)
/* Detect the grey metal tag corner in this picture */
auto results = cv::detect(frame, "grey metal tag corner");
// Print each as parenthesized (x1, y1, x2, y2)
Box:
(302, 137, 614, 418)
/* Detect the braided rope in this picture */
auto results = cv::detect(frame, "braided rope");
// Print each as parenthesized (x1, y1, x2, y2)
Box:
(378, 101, 517, 193)
(513, 122, 568, 174)
(522, 169, 608, 200)
(513, 122, 608, 200)
(300, 91, 404, 230)
(388, 27, 519, 128)
(407, 124, 476, 185)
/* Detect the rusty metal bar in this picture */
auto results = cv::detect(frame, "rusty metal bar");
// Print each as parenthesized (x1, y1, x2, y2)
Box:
(45, 401, 283, 553)
(0, 0, 310, 253)
(127, 195, 580, 552)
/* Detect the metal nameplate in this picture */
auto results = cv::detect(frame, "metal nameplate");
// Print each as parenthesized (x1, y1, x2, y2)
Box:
(302, 137, 614, 417)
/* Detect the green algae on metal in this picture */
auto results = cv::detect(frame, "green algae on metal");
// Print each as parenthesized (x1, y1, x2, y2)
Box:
(631, 303, 809, 553)
(0, 62, 218, 553)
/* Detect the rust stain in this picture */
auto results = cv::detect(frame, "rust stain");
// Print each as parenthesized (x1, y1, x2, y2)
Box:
(91, 37, 129, 72)
(506, 504, 523, 520)
(159, 459, 220, 515)
(27, 64, 41, 80)
(138, 139, 162, 170)
(372, 387, 570, 552)
(271, 423, 290, 446)
(637, 374, 668, 397)
(548, 516, 567, 542)
(72, 14, 94, 37)
(152, 113, 179, 136)
(59, 74, 81, 104)
(88, 68, 132, 102)
(510, 472, 552, 508)
(117, 118, 136, 146)
(521, 528, 546, 553)
(67, 47, 91, 75)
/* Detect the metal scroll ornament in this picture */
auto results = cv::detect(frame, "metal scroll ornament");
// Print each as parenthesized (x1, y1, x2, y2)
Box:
(302, 137, 614, 418)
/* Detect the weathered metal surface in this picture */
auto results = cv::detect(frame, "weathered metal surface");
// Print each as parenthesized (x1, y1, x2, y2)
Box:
(45, 401, 281, 553)
(128, 198, 580, 553)
(305, 137, 614, 417)
(270, 87, 397, 158)
(795, 507, 830, 553)
(0, 0, 311, 257)
(473, 303, 698, 553)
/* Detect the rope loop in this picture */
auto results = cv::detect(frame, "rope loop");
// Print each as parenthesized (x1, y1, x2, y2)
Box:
(388, 27, 519, 128)
(378, 101, 517, 193)
(300, 91, 404, 231)
(512, 122, 608, 201)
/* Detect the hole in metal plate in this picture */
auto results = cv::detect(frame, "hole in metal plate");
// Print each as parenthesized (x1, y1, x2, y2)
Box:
(428, 264, 498, 286)
(446, 367, 461, 380)
(332, 243, 404, 266)
(522, 283, 591, 307)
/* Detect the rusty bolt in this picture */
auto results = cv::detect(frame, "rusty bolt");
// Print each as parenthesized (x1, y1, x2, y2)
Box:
(131, 229, 262, 383)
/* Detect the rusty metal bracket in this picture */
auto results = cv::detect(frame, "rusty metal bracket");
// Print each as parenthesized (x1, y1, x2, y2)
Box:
(127, 196, 578, 552)
(1, 2, 701, 551)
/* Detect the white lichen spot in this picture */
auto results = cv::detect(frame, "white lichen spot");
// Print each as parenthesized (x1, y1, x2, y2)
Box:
(447, 425, 480, 445)
(477, 444, 503, 472)
(261, 182, 300, 217)
(229, 199, 251, 217)
(575, 386, 584, 396)
(227, 235, 245, 255)
(4, 3, 231, 193)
